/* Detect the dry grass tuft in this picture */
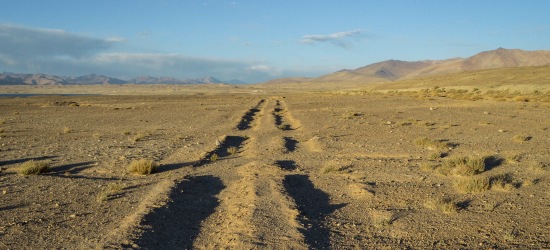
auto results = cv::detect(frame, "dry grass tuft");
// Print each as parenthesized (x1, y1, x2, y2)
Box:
(62, 126, 72, 134)
(425, 196, 459, 213)
(443, 155, 487, 176)
(414, 137, 449, 151)
(490, 173, 516, 191)
(19, 160, 51, 175)
(370, 210, 399, 227)
(321, 163, 352, 174)
(512, 133, 532, 143)
(529, 162, 548, 172)
(456, 176, 491, 193)
(227, 146, 238, 155)
(342, 112, 363, 119)
(133, 131, 152, 142)
(97, 182, 125, 202)
(127, 159, 158, 175)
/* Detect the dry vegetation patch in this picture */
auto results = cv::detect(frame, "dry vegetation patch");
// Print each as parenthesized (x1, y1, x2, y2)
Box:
(127, 159, 158, 175)
(414, 137, 449, 151)
(18, 160, 51, 175)
(425, 196, 459, 213)
(456, 176, 491, 193)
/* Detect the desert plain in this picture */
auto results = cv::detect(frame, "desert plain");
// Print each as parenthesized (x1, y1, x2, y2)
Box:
(0, 70, 549, 249)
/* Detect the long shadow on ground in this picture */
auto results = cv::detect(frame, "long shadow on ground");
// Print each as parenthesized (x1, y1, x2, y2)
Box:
(135, 175, 224, 249)
(283, 174, 346, 249)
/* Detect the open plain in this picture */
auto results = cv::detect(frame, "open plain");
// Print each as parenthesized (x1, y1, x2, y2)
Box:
(0, 79, 549, 249)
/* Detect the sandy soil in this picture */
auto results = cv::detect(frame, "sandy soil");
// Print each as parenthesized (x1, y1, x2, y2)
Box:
(0, 91, 548, 249)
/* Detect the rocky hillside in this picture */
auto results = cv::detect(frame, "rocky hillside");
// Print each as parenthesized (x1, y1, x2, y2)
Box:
(264, 48, 550, 84)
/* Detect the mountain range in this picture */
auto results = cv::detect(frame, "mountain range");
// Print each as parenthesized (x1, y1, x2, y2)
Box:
(264, 48, 550, 85)
(0, 73, 233, 85)
(1, 48, 549, 86)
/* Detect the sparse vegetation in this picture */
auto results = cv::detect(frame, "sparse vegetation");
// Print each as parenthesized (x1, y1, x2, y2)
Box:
(429, 151, 445, 160)
(63, 126, 72, 134)
(490, 173, 516, 191)
(133, 131, 152, 142)
(444, 155, 487, 176)
(370, 210, 397, 227)
(414, 137, 449, 151)
(512, 133, 532, 143)
(210, 153, 219, 162)
(97, 182, 125, 202)
(420, 162, 438, 172)
(277, 124, 291, 130)
(19, 160, 51, 175)
(425, 196, 459, 213)
(504, 228, 519, 241)
(529, 162, 548, 171)
(227, 146, 238, 155)
(127, 159, 158, 175)
(483, 200, 499, 211)
(321, 163, 352, 174)
(456, 176, 491, 193)
(342, 112, 363, 119)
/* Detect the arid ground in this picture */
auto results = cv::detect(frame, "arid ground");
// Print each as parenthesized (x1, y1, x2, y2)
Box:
(0, 83, 549, 249)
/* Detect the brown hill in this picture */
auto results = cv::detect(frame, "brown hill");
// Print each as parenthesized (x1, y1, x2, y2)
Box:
(266, 48, 550, 85)
(373, 65, 550, 91)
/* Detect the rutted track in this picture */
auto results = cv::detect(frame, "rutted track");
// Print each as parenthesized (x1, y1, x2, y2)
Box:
(236, 99, 265, 130)
(125, 97, 341, 249)
(193, 135, 248, 167)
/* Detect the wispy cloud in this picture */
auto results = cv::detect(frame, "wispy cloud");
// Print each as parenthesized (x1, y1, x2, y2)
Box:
(301, 30, 362, 47)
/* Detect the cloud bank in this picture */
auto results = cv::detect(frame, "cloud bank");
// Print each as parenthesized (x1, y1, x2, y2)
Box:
(301, 30, 362, 47)
(0, 24, 282, 83)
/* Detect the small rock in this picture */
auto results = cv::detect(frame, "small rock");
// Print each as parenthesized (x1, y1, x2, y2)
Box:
(2, 190, 6, 194)
(69, 214, 77, 218)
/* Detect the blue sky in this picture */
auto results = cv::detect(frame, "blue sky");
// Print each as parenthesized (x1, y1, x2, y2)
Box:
(1, 0, 549, 83)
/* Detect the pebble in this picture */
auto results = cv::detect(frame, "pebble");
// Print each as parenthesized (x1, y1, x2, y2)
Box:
(69, 214, 77, 218)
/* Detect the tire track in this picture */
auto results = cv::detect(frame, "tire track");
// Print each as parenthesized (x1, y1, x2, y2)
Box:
(133, 175, 224, 249)
(283, 136, 299, 152)
(236, 99, 266, 130)
(193, 135, 248, 167)
(127, 97, 339, 249)
(283, 174, 345, 249)
(273, 99, 302, 131)
(193, 163, 307, 249)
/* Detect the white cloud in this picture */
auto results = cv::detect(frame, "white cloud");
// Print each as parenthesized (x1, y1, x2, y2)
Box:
(301, 30, 362, 47)
(0, 23, 287, 82)
(0, 24, 119, 60)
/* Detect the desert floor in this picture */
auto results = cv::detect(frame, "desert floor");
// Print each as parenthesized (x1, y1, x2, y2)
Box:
(0, 88, 549, 249)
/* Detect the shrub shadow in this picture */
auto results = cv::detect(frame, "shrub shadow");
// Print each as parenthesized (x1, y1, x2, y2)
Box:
(484, 156, 504, 171)
(157, 161, 195, 173)
(0, 156, 57, 167)
(52, 161, 95, 174)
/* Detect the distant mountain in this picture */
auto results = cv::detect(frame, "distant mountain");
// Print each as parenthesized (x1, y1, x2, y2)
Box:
(131, 76, 223, 84)
(0, 73, 228, 85)
(226, 79, 247, 84)
(0, 73, 69, 85)
(67, 74, 128, 84)
(263, 48, 550, 85)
